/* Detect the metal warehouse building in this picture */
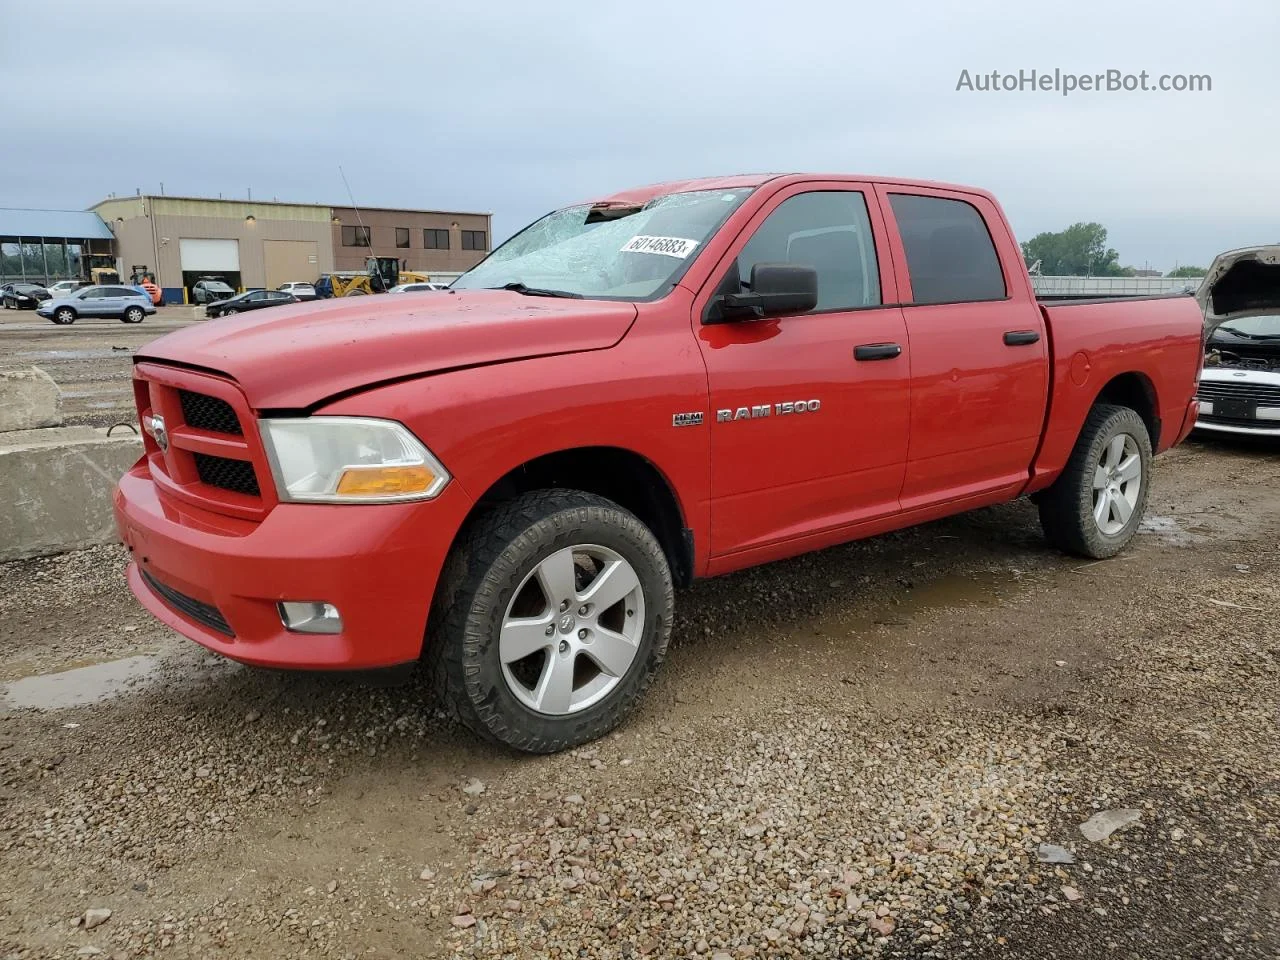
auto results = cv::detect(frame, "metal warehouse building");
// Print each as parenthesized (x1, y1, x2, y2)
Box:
(0, 208, 118, 284)
(89, 195, 491, 302)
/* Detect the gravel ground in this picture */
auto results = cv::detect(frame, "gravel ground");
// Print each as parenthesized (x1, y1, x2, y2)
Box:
(1, 437, 1277, 959)
(0, 310, 199, 428)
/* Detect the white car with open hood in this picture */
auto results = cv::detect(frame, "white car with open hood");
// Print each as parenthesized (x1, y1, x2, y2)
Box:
(1195, 244, 1280, 436)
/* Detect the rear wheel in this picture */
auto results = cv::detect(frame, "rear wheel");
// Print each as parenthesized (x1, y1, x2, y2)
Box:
(122, 306, 145, 323)
(344, 288, 368, 296)
(1038, 404, 1152, 558)
(53, 307, 76, 325)
(428, 490, 674, 753)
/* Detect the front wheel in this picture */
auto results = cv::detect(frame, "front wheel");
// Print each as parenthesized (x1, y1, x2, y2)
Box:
(1038, 404, 1152, 559)
(53, 307, 76, 325)
(429, 490, 674, 753)
(122, 306, 145, 323)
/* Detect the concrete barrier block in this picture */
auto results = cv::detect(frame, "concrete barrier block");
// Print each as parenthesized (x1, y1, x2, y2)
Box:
(0, 367, 63, 432)
(0, 426, 142, 561)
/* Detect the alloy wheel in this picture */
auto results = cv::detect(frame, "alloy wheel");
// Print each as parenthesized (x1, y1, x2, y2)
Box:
(499, 544, 645, 715)
(1092, 433, 1141, 535)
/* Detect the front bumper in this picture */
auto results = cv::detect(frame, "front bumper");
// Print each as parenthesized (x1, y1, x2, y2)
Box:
(1193, 411, 1280, 436)
(114, 460, 474, 669)
(1195, 368, 1280, 437)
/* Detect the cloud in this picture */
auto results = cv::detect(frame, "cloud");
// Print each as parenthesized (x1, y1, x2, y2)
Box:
(4, 0, 1275, 268)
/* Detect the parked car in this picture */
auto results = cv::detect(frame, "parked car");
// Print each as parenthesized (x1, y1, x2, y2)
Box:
(1, 282, 52, 309)
(36, 284, 155, 324)
(278, 281, 317, 301)
(204, 288, 298, 319)
(192, 279, 236, 305)
(388, 282, 448, 293)
(1194, 244, 1280, 437)
(46, 279, 89, 298)
(115, 173, 1206, 753)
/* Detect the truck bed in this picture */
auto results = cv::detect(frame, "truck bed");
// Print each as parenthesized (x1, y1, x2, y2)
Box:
(1027, 293, 1206, 493)
(1036, 291, 1199, 306)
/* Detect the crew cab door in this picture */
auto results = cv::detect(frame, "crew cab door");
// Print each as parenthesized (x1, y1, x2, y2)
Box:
(695, 183, 911, 560)
(877, 186, 1048, 508)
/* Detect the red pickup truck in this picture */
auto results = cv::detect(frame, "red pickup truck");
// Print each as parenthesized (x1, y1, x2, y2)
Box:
(115, 174, 1204, 752)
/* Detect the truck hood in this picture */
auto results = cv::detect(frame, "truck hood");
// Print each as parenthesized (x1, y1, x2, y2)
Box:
(1198, 244, 1280, 329)
(136, 290, 638, 409)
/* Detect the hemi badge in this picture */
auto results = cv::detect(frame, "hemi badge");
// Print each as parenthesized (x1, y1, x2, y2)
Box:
(672, 412, 704, 427)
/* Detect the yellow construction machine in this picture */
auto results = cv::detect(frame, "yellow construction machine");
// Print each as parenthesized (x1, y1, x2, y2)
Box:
(330, 256, 432, 297)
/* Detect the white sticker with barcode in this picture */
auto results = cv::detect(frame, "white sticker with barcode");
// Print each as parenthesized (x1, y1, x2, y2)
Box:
(620, 235, 700, 259)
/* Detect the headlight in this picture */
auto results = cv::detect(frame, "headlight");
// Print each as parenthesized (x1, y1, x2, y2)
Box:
(258, 417, 450, 503)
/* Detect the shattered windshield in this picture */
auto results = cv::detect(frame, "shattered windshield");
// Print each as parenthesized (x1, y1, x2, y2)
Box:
(452, 187, 754, 300)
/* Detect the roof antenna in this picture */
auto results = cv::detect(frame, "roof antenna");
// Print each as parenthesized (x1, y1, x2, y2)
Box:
(338, 165, 370, 245)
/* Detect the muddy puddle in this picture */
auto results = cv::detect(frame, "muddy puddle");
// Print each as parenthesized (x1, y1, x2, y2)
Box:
(2, 655, 160, 710)
(1139, 515, 1205, 546)
(11, 348, 131, 362)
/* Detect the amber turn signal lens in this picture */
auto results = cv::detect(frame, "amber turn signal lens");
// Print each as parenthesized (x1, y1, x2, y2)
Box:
(335, 465, 437, 497)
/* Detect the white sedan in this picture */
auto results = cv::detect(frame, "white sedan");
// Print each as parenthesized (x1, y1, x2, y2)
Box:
(1196, 245, 1280, 437)
(278, 282, 317, 301)
(46, 280, 87, 297)
(388, 282, 448, 293)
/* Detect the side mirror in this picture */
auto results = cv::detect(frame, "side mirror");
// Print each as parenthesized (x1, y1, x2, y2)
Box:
(712, 263, 818, 321)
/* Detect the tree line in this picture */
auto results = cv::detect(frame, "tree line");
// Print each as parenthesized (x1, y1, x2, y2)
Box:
(1020, 223, 1205, 278)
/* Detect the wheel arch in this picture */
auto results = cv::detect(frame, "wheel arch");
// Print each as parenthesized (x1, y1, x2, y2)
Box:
(1092, 371, 1160, 448)
(452, 445, 695, 589)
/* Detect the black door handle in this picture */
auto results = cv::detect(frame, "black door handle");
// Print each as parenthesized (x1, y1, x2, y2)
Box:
(854, 342, 902, 361)
(1003, 330, 1041, 346)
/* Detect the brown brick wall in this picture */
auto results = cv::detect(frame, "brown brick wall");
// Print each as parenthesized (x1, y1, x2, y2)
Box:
(330, 207, 491, 276)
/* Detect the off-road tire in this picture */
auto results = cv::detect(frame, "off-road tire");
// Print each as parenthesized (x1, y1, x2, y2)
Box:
(427, 489, 674, 753)
(1038, 403, 1152, 559)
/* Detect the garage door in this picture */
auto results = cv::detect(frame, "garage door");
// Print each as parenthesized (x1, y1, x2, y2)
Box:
(179, 238, 240, 272)
(263, 240, 319, 290)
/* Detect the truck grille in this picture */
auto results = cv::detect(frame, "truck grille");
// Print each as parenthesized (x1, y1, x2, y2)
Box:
(141, 569, 234, 637)
(194, 453, 260, 496)
(1196, 380, 1280, 407)
(133, 363, 273, 518)
(179, 389, 243, 435)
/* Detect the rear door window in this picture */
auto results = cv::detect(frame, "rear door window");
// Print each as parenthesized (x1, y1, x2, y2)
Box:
(888, 194, 1006, 304)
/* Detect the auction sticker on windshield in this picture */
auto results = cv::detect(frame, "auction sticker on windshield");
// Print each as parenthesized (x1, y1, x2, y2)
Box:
(621, 235, 700, 258)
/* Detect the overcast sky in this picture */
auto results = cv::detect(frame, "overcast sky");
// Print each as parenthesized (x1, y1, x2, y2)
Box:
(4, 0, 1275, 270)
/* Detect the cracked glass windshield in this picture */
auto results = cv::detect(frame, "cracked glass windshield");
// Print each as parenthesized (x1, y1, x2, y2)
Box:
(452, 187, 754, 300)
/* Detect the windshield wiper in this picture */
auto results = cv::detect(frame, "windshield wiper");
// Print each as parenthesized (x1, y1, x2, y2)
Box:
(490, 282, 583, 299)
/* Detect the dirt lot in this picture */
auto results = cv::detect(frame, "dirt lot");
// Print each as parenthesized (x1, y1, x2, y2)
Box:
(0, 308, 200, 429)
(1, 433, 1278, 960)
